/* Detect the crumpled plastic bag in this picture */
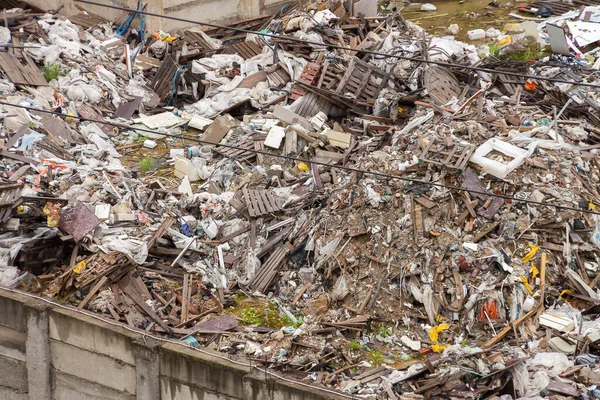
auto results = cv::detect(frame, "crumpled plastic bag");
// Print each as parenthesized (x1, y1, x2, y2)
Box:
(26, 44, 62, 64)
(65, 82, 103, 104)
(0, 26, 11, 44)
(88, 133, 121, 158)
(527, 352, 574, 376)
(366, 185, 382, 207)
(99, 238, 148, 265)
(319, 235, 342, 257)
(428, 37, 480, 64)
(373, 88, 399, 119)
(245, 250, 261, 282)
(331, 274, 349, 302)
(591, 216, 600, 250)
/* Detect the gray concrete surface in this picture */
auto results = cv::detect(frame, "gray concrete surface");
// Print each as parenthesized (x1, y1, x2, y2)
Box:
(0, 288, 345, 400)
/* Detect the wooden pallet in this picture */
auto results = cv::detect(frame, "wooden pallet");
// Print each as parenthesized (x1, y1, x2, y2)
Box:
(495, 73, 527, 96)
(183, 29, 216, 52)
(335, 57, 390, 110)
(0, 0, 26, 9)
(222, 41, 263, 59)
(291, 62, 322, 100)
(365, 131, 391, 152)
(0, 182, 23, 223)
(0, 51, 46, 86)
(317, 60, 343, 91)
(424, 66, 461, 105)
(203, 15, 273, 43)
(249, 245, 289, 293)
(272, 38, 314, 57)
(242, 187, 282, 218)
(420, 139, 475, 170)
(150, 54, 179, 102)
(265, 62, 290, 88)
(213, 135, 256, 162)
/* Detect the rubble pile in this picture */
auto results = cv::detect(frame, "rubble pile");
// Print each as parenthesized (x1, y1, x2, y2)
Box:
(1, 0, 600, 398)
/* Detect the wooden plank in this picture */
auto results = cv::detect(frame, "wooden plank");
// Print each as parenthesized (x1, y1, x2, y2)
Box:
(242, 187, 256, 217)
(78, 276, 108, 310)
(181, 273, 191, 323)
(483, 305, 541, 347)
(4, 125, 28, 148)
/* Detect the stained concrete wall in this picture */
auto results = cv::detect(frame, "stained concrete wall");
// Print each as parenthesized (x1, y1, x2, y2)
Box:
(0, 288, 345, 400)
(28, 0, 292, 34)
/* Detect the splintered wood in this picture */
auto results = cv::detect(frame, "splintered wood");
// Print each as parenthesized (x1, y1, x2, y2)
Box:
(0, 51, 47, 86)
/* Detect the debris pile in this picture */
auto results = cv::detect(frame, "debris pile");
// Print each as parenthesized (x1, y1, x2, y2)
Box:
(1, 0, 600, 398)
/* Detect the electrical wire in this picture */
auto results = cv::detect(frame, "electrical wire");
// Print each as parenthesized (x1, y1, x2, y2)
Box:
(74, 0, 600, 89)
(1, 100, 598, 216)
(0, 286, 358, 399)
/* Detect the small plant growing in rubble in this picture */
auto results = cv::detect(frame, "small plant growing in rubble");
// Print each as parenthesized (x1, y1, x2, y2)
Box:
(348, 341, 362, 351)
(239, 308, 262, 325)
(42, 63, 61, 82)
(368, 349, 385, 366)
(139, 157, 154, 172)
(378, 324, 393, 338)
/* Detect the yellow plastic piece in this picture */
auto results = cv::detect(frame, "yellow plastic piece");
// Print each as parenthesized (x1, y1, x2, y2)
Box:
(431, 344, 448, 353)
(298, 162, 310, 172)
(522, 244, 539, 263)
(520, 276, 533, 295)
(429, 323, 449, 342)
(73, 261, 87, 274)
(531, 264, 539, 280)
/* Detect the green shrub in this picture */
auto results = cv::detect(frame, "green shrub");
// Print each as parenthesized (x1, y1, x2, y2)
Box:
(42, 63, 61, 82)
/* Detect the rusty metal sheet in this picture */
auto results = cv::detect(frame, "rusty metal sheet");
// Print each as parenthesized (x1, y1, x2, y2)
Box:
(59, 201, 100, 242)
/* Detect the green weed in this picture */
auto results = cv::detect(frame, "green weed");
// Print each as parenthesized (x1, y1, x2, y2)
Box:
(378, 324, 393, 338)
(240, 307, 262, 325)
(489, 43, 500, 57)
(139, 157, 154, 172)
(348, 341, 362, 351)
(42, 63, 61, 82)
(368, 349, 385, 366)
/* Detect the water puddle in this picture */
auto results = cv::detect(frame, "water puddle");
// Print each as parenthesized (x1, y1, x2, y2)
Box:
(394, 0, 527, 42)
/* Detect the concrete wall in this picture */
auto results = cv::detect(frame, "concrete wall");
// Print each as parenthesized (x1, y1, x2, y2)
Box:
(0, 288, 346, 400)
(28, 0, 292, 33)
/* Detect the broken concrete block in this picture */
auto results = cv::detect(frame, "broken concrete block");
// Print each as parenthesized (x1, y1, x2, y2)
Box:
(540, 312, 575, 332)
(529, 190, 546, 203)
(325, 128, 351, 149)
(264, 126, 286, 149)
(114, 213, 136, 222)
(273, 105, 314, 132)
(94, 203, 111, 220)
